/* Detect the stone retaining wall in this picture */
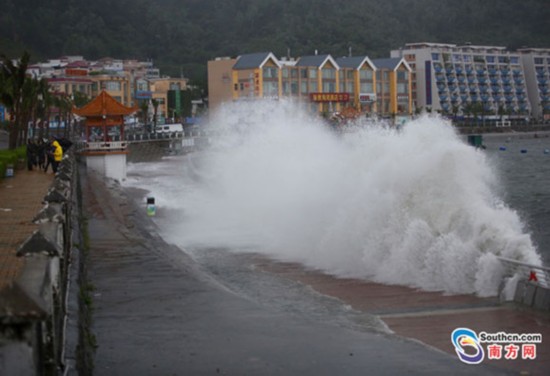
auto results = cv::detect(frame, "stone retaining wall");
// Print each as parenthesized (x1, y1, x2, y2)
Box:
(0, 151, 86, 375)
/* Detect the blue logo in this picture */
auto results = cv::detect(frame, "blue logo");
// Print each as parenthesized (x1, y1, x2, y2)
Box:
(451, 328, 485, 364)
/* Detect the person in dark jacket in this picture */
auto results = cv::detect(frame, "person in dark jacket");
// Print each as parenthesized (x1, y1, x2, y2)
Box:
(43, 140, 55, 173)
(36, 138, 46, 169)
(26, 139, 37, 171)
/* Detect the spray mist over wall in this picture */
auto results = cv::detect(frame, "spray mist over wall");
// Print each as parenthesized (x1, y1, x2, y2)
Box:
(158, 100, 542, 297)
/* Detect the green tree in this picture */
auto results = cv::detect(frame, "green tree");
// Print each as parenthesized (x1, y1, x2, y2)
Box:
(0, 51, 30, 149)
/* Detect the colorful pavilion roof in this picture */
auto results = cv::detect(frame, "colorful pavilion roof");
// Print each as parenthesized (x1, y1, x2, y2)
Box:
(73, 90, 137, 117)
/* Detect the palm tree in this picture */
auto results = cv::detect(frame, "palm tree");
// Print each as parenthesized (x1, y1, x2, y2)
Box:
(139, 100, 149, 130)
(0, 51, 30, 149)
(151, 99, 159, 130)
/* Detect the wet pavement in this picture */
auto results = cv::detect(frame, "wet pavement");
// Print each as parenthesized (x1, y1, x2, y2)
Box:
(259, 260, 550, 375)
(82, 168, 516, 375)
(0, 165, 54, 290)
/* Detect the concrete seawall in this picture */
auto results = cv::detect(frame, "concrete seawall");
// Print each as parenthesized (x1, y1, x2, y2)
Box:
(0, 151, 89, 375)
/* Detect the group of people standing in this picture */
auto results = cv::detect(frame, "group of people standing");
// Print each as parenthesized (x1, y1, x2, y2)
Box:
(26, 137, 71, 174)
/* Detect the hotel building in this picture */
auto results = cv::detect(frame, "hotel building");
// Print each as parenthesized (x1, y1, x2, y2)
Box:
(517, 48, 550, 121)
(390, 43, 531, 118)
(208, 52, 412, 119)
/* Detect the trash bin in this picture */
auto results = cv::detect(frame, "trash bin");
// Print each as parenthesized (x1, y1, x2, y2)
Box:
(5, 163, 14, 178)
(146, 197, 156, 216)
(467, 134, 483, 148)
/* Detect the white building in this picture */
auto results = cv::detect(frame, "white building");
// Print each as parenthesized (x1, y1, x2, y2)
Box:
(391, 43, 529, 118)
(518, 48, 550, 121)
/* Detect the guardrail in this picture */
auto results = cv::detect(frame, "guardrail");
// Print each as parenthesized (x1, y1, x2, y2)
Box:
(84, 141, 128, 151)
(497, 256, 550, 288)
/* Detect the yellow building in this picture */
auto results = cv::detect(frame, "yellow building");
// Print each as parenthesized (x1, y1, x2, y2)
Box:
(207, 57, 237, 111)
(372, 58, 413, 120)
(231, 52, 281, 100)
(89, 71, 132, 107)
(335, 56, 377, 114)
(207, 52, 413, 120)
(148, 77, 189, 123)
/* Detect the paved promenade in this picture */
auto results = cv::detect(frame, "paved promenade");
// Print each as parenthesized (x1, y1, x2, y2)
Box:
(82, 167, 515, 375)
(0, 168, 54, 290)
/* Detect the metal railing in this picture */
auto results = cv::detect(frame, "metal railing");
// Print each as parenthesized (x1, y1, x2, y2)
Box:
(497, 256, 550, 288)
(83, 141, 128, 151)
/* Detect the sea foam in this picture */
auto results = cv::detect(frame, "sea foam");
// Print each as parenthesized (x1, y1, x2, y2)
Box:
(127, 100, 542, 297)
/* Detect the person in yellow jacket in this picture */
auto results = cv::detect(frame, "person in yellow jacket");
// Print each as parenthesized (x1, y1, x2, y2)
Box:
(51, 139, 63, 173)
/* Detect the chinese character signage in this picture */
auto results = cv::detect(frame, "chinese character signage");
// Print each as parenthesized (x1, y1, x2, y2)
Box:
(310, 93, 350, 102)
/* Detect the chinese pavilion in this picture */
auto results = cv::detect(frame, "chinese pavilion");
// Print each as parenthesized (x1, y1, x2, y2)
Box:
(73, 90, 137, 181)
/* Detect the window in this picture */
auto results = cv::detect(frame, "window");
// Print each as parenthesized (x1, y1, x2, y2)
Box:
(105, 81, 121, 91)
(309, 69, 317, 79)
(360, 83, 373, 93)
(431, 53, 440, 61)
(263, 67, 278, 78)
(170, 82, 181, 90)
(397, 83, 407, 93)
(534, 57, 544, 65)
(263, 81, 278, 96)
(322, 68, 336, 79)
(383, 71, 389, 81)
(383, 82, 390, 93)
(486, 56, 495, 63)
(291, 69, 298, 78)
(322, 82, 335, 92)
(360, 69, 373, 79)
(301, 81, 308, 94)
(282, 82, 290, 95)
(347, 70, 354, 80)
(397, 71, 408, 81)
(300, 69, 308, 79)
(282, 68, 289, 78)
(310, 81, 318, 92)
(291, 82, 298, 94)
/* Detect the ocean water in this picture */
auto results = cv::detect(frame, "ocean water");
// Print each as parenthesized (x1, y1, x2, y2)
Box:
(123, 100, 548, 298)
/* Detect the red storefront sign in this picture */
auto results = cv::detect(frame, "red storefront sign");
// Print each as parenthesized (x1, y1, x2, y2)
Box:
(310, 93, 350, 102)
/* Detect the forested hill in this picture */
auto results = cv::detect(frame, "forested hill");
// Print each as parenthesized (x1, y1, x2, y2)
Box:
(1, 0, 549, 87)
